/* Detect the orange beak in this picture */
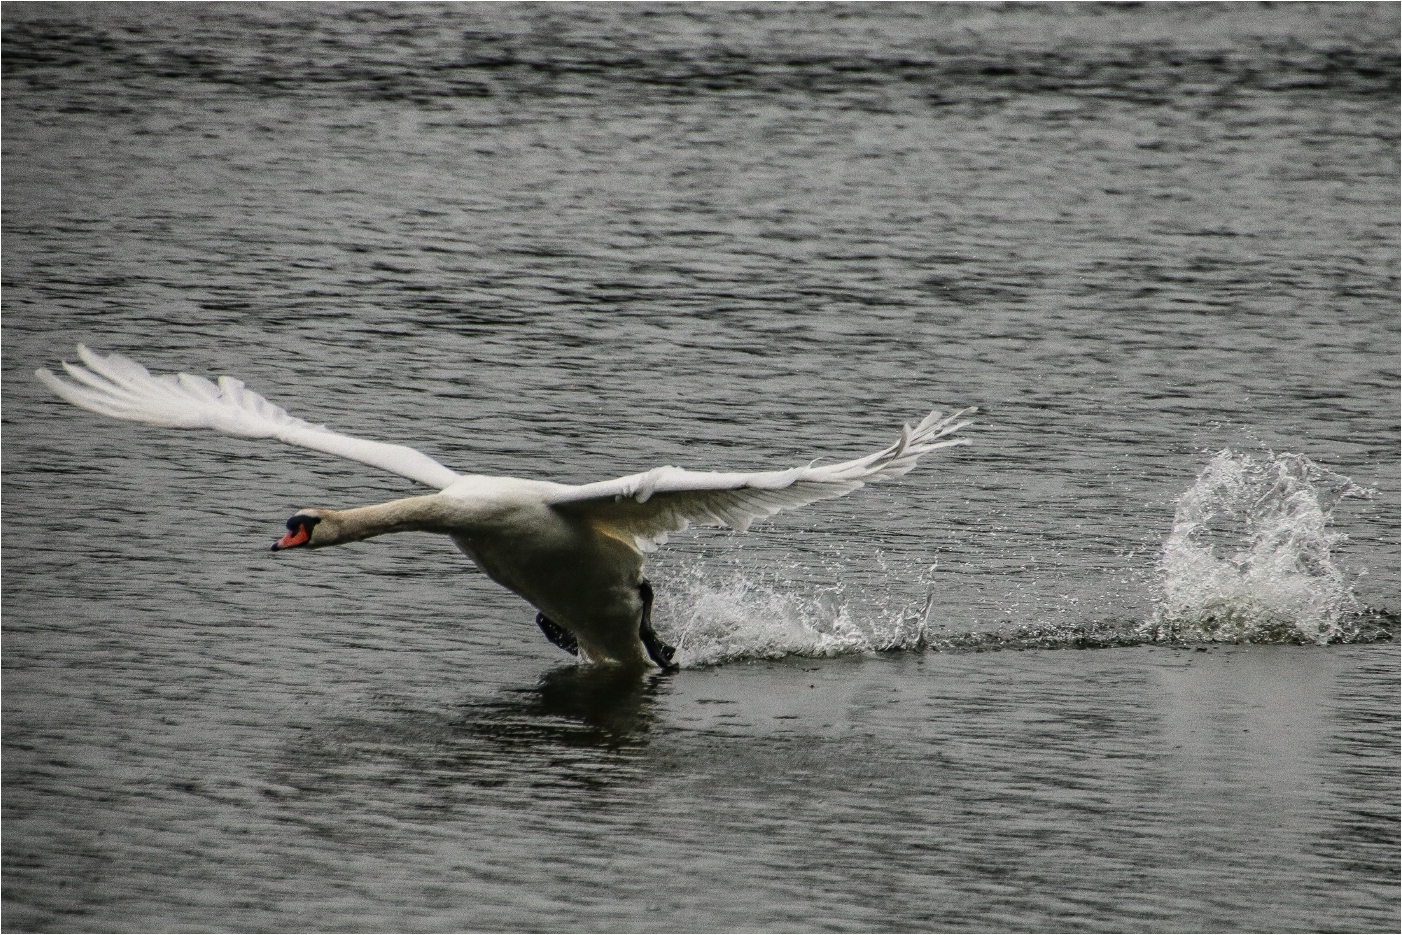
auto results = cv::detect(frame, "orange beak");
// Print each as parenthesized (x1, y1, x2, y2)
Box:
(272, 525, 311, 551)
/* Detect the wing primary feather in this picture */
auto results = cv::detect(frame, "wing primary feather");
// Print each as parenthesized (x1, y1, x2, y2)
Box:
(548, 406, 975, 553)
(59, 360, 140, 399)
(36, 345, 463, 489)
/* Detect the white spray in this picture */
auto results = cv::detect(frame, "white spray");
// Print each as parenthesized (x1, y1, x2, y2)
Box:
(1147, 449, 1374, 643)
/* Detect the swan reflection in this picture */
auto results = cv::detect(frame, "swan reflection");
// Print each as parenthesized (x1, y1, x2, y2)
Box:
(515, 664, 668, 747)
(275, 664, 668, 817)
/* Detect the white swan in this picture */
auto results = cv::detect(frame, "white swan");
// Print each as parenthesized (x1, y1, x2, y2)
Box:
(36, 345, 976, 670)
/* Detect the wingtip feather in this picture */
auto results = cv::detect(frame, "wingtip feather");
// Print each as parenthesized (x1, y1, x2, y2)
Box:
(37, 343, 463, 488)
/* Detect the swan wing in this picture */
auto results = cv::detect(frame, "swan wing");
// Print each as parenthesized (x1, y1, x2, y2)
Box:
(35, 345, 462, 490)
(548, 408, 976, 552)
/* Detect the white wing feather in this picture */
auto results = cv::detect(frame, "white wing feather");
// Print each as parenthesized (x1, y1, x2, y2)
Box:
(549, 408, 976, 552)
(35, 345, 462, 490)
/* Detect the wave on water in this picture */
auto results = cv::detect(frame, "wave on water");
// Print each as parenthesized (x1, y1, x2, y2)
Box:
(656, 449, 1389, 667)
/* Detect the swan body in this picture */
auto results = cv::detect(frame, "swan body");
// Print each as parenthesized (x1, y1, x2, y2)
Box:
(37, 345, 976, 670)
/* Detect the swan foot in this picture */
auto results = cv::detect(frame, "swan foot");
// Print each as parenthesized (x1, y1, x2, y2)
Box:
(638, 579, 679, 672)
(535, 612, 578, 656)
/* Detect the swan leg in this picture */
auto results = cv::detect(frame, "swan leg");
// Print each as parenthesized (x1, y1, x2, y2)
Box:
(536, 612, 578, 656)
(638, 579, 679, 672)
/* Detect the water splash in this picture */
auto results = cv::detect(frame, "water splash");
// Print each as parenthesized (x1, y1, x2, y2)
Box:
(1145, 449, 1375, 644)
(656, 563, 936, 668)
(646, 448, 1387, 668)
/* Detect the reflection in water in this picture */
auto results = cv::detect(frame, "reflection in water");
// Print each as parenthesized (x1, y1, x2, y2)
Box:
(519, 664, 668, 748)
(274, 664, 666, 820)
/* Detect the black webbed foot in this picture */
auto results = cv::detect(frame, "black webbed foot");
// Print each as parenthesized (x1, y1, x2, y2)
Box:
(638, 579, 679, 673)
(536, 612, 578, 656)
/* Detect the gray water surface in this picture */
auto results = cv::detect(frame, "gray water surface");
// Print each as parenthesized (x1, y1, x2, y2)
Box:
(4, 4, 1398, 932)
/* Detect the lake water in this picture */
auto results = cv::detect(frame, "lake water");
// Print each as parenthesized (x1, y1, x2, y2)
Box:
(3, 3, 1398, 932)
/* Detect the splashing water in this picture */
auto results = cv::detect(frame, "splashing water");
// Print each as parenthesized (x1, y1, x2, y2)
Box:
(655, 568, 1169, 666)
(1146, 449, 1375, 644)
(647, 449, 1385, 667)
(656, 561, 936, 668)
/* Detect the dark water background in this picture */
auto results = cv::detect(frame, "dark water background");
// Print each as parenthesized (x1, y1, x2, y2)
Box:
(3, 3, 1398, 932)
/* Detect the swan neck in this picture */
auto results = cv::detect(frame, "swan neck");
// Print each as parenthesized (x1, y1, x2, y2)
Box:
(326, 494, 449, 544)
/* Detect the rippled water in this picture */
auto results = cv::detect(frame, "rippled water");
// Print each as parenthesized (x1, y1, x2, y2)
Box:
(3, 4, 1398, 932)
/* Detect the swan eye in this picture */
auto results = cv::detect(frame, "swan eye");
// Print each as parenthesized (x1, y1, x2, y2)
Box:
(287, 515, 320, 532)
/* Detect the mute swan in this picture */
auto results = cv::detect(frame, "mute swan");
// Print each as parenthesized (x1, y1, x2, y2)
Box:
(36, 345, 975, 671)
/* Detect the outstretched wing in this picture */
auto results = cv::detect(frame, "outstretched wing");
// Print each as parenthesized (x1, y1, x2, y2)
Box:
(548, 408, 976, 552)
(35, 345, 462, 490)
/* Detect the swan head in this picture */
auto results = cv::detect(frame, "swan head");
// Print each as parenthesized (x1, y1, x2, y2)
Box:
(271, 510, 330, 551)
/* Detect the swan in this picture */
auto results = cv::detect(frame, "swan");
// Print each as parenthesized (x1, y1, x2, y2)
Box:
(36, 345, 976, 671)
